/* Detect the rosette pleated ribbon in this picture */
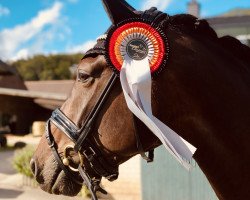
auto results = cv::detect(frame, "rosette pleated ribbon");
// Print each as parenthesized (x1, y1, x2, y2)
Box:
(119, 55, 197, 170)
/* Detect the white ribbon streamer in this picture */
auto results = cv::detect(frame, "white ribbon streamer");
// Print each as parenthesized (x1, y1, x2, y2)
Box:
(120, 55, 197, 170)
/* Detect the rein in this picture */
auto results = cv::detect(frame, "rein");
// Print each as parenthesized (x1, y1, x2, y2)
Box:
(45, 8, 169, 200)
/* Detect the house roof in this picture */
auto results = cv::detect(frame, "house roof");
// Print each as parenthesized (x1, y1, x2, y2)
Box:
(207, 15, 250, 28)
(220, 8, 250, 17)
(0, 84, 69, 110)
(24, 80, 75, 110)
(25, 80, 74, 95)
(0, 87, 67, 100)
(0, 60, 27, 90)
(206, 8, 250, 28)
(0, 80, 74, 110)
(0, 60, 17, 75)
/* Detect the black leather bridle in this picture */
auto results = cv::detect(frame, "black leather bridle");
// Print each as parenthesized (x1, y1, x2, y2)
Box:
(45, 71, 119, 199)
(45, 8, 168, 200)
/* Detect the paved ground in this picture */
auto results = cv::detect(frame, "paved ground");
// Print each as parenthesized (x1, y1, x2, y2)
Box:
(0, 185, 83, 200)
(0, 151, 15, 175)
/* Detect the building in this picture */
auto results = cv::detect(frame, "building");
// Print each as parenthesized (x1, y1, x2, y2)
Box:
(0, 60, 26, 90)
(25, 80, 74, 110)
(207, 9, 250, 45)
(0, 60, 35, 133)
(0, 60, 73, 134)
(187, 1, 250, 46)
(187, 0, 200, 18)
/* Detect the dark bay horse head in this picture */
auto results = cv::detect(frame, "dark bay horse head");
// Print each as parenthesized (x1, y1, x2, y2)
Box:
(31, 0, 250, 199)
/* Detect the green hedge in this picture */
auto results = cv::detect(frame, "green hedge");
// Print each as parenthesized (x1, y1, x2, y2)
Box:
(13, 146, 35, 178)
(12, 145, 93, 197)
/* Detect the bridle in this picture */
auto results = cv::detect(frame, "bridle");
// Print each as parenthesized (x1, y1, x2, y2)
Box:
(45, 8, 168, 200)
(45, 71, 119, 198)
(45, 62, 153, 199)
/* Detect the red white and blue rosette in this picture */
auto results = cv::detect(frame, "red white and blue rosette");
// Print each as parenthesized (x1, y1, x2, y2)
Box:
(105, 20, 169, 75)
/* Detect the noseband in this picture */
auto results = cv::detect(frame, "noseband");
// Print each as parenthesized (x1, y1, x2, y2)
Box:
(45, 8, 167, 200)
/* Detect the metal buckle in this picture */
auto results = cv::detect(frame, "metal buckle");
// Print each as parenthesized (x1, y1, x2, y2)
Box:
(48, 141, 55, 148)
(83, 147, 96, 160)
(62, 145, 84, 172)
(106, 173, 118, 181)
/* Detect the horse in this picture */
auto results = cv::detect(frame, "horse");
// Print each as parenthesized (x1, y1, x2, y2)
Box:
(30, 0, 250, 199)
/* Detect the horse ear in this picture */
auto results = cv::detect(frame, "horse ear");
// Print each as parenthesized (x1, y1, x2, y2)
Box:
(102, 0, 137, 25)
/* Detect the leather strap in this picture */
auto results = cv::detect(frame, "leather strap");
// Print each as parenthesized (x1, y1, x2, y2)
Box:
(75, 72, 118, 153)
(82, 140, 118, 181)
(133, 115, 154, 162)
(45, 121, 82, 185)
(50, 109, 79, 142)
(78, 166, 98, 200)
(50, 110, 119, 180)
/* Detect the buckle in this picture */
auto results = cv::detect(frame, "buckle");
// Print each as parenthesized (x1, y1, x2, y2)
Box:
(106, 173, 118, 181)
(62, 145, 84, 172)
(48, 141, 55, 148)
(83, 147, 96, 160)
(45, 134, 55, 148)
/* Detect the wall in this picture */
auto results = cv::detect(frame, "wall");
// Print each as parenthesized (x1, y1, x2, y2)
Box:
(141, 147, 218, 200)
(0, 75, 26, 90)
(102, 155, 142, 200)
(0, 95, 51, 134)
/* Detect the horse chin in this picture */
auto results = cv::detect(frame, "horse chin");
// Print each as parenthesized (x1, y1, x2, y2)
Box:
(39, 170, 82, 196)
(51, 171, 82, 196)
(38, 156, 82, 197)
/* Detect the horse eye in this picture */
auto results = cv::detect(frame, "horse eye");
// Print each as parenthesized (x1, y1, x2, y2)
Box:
(77, 70, 91, 83)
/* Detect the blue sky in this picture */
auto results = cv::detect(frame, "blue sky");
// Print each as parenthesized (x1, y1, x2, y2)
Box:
(0, 0, 250, 61)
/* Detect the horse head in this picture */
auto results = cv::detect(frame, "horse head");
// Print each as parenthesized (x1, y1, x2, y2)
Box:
(31, 0, 250, 199)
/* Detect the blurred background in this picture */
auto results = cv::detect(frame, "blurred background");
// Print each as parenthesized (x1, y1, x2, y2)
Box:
(0, 0, 249, 200)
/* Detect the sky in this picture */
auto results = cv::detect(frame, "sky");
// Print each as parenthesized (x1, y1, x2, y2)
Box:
(0, 0, 250, 62)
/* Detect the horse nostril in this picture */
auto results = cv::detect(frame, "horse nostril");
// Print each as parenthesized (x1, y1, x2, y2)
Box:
(30, 158, 37, 177)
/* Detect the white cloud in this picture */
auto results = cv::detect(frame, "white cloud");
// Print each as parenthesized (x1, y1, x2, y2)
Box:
(0, 4, 10, 17)
(12, 49, 29, 61)
(0, 2, 64, 61)
(11, 27, 63, 61)
(141, 0, 172, 11)
(67, 40, 96, 54)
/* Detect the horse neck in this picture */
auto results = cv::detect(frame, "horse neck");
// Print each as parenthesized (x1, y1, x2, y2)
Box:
(153, 36, 250, 199)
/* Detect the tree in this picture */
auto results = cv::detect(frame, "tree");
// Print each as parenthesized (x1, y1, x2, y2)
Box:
(11, 53, 83, 81)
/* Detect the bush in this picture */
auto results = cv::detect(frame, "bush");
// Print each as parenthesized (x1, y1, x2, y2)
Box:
(13, 146, 35, 178)
(80, 185, 91, 198)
